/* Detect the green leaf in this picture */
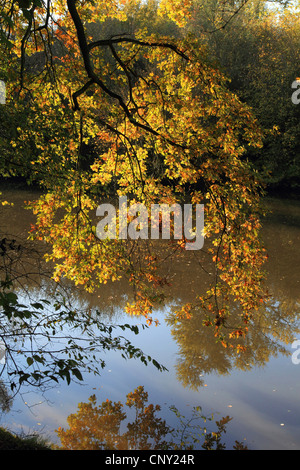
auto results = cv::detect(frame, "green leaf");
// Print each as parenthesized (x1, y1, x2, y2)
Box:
(33, 354, 45, 364)
(71, 368, 83, 381)
(5, 292, 18, 305)
(31, 302, 44, 310)
(26, 357, 34, 366)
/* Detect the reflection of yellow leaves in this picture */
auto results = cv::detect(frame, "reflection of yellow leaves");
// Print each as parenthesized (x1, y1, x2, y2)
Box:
(56, 386, 172, 450)
(0, 192, 13, 206)
(1, 200, 13, 206)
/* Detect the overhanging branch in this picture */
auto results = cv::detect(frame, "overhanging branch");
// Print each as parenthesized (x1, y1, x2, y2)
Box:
(66, 0, 188, 148)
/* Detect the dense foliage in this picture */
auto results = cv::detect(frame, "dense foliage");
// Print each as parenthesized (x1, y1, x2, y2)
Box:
(0, 0, 298, 393)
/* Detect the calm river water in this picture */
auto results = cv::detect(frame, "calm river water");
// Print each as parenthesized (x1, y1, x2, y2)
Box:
(0, 188, 300, 450)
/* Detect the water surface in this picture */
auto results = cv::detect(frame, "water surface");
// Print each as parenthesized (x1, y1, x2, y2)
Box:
(0, 189, 299, 450)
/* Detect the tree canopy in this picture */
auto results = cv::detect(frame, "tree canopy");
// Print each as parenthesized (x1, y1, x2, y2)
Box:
(1, 0, 293, 391)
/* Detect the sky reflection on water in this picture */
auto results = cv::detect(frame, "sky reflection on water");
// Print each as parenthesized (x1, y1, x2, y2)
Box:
(0, 192, 300, 449)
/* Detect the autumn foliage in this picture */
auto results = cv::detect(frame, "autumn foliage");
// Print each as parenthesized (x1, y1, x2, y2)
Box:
(0, 0, 269, 349)
(56, 385, 247, 450)
(56, 386, 172, 450)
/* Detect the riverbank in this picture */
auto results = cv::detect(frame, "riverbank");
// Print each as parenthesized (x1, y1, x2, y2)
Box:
(0, 427, 52, 450)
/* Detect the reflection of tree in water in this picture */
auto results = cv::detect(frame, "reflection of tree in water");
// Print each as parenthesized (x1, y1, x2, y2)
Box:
(1, 190, 300, 400)
(55, 385, 246, 450)
(166, 293, 300, 390)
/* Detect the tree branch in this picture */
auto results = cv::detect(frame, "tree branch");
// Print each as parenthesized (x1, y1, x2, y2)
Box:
(66, 0, 188, 148)
(88, 36, 189, 61)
